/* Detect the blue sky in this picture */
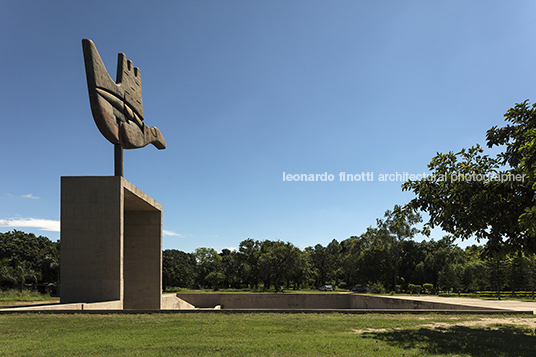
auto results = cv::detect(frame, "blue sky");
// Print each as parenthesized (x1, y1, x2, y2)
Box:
(1, 1, 536, 252)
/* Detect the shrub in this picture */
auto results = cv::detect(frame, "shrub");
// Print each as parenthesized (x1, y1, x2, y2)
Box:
(370, 282, 386, 294)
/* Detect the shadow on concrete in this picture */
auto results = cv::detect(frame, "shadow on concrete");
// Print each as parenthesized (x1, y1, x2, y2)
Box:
(361, 325, 536, 356)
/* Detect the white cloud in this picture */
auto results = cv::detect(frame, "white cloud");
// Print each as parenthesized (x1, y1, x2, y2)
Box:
(0, 218, 60, 232)
(0, 220, 185, 236)
(163, 230, 184, 238)
(22, 194, 39, 199)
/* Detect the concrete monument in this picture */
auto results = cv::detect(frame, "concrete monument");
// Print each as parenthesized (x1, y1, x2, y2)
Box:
(82, 38, 166, 176)
(59, 40, 166, 310)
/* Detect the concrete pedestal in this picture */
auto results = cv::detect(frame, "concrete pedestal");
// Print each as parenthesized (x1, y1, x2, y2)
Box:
(60, 176, 162, 309)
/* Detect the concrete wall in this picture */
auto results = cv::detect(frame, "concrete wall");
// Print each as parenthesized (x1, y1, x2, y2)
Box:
(123, 211, 162, 309)
(162, 294, 195, 309)
(61, 176, 162, 309)
(61, 176, 123, 305)
(175, 293, 350, 309)
(350, 295, 496, 311)
(175, 293, 501, 311)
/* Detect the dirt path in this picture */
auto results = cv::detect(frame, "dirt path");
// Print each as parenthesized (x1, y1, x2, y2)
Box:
(352, 316, 536, 334)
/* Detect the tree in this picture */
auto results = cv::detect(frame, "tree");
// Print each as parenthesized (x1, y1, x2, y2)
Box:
(483, 244, 509, 300)
(357, 244, 393, 289)
(340, 235, 369, 287)
(325, 239, 342, 287)
(423, 283, 434, 295)
(438, 264, 460, 296)
(258, 240, 298, 291)
(220, 249, 242, 289)
(417, 238, 453, 291)
(403, 101, 536, 252)
(205, 271, 225, 291)
(306, 241, 341, 288)
(486, 100, 536, 247)
(507, 252, 528, 297)
(527, 254, 536, 299)
(237, 239, 261, 289)
(0, 258, 16, 289)
(307, 244, 328, 287)
(12, 261, 40, 292)
(193, 247, 222, 289)
(0, 230, 58, 289)
(162, 249, 196, 290)
(40, 243, 60, 285)
(286, 247, 310, 290)
(377, 205, 422, 290)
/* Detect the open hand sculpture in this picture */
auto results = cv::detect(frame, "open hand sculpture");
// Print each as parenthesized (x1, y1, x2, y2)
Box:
(82, 39, 166, 150)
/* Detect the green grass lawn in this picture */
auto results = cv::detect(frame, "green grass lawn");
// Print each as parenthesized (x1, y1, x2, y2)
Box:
(1, 313, 535, 356)
(0, 290, 59, 308)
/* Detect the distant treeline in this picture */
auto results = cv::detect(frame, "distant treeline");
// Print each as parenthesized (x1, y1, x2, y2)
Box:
(164, 206, 536, 297)
(3, 225, 536, 299)
(0, 230, 59, 293)
(164, 236, 536, 297)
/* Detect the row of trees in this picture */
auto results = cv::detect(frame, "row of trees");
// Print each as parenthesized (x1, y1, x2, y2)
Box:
(163, 208, 536, 297)
(0, 230, 59, 292)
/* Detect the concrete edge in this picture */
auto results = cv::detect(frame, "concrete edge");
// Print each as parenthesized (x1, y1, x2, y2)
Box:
(2, 300, 123, 311)
(0, 307, 532, 315)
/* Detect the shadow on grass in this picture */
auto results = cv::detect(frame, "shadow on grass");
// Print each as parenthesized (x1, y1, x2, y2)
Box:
(361, 325, 536, 356)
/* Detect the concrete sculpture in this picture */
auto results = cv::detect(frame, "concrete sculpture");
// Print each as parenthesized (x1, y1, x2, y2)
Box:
(82, 39, 165, 175)
(56, 40, 168, 310)
(82, 38, 166, 150)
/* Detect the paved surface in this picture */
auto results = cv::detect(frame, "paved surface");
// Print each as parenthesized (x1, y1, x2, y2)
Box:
(382, 295, 536, 313)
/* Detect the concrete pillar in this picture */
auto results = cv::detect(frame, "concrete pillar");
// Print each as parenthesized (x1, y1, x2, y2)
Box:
(60, 176, 162, 309)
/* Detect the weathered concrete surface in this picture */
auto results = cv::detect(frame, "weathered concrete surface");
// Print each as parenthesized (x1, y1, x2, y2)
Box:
(176, 293, 349, 309)
(82, 39, 166, 150)
(3, 300, 122, 311)
(378, 295, 536, 313)
(175, 293, 507, 311)
(61, 176, 162, 310)
(350, 294, 503, 311)
(61, 176, 123, 306)
(162, 294, 195, 310)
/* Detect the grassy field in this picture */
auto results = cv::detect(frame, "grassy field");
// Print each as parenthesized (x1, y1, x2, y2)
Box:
(0, 290, 59, 307)
(1, 312, 536, 356)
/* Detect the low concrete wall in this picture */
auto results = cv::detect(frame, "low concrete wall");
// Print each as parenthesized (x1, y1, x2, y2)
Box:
(176, 293, 352, 309)
(176, 293, 502, 311)
(162, 294, 195, 309)
(1, 294, 511, 312)
(351, 295, 494, 311)
(83, 300, 122, 310)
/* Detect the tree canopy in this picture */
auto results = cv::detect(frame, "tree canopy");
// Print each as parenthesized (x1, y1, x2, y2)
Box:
(0, 230, 59, 291)
(403, 100, 536, 252)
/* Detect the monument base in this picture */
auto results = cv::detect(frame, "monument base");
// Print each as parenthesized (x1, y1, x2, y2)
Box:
(60, 176, 162, 310)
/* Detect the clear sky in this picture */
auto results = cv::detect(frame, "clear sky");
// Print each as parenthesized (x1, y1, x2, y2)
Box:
(1, 1, 536, 252)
